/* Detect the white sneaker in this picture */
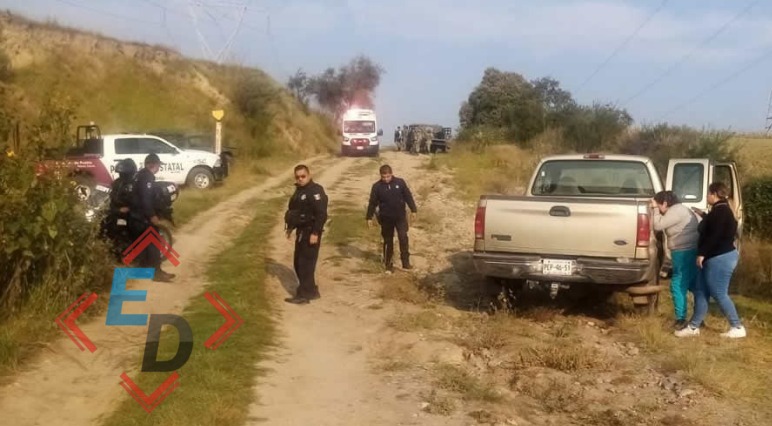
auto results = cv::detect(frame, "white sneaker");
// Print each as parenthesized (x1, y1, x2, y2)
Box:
(721, 326, 746, 339)
(674, 325, 700, 337)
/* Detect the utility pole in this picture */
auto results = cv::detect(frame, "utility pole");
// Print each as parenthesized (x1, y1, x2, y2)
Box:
(766, 90, 772, 135)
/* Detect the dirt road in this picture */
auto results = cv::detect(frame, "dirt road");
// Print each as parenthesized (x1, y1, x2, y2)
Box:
(0, 155, 335, 426)
(248, 150, 752, 426)
(1, 149, 760, 426)
(248, 151, 479, 425)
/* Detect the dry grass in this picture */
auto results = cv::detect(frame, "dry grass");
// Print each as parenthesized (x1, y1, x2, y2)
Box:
(378, 273, 436, 305)
(618, 309, 772, 415)
(420, 389, 456, 416)
(429, 144, 540, 203)
(512, 375, 587, 414)
(731, 135, 772, 179)
(514, 343, 610, 372)
(451, 313, 518, 354)
(433, 363, 502, 402)
(387, 310, 447, 332)
(733, 239, 772, 300)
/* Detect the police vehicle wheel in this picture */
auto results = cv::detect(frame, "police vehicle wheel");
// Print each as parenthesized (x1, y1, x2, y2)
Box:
(187, 167, 214, 189)
(72, 174, 96, 202)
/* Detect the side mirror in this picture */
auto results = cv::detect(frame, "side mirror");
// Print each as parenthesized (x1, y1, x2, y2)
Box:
(377, 129, 383, 136)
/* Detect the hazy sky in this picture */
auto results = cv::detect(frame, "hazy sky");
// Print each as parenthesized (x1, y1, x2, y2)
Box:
(5, 0, 772, 136)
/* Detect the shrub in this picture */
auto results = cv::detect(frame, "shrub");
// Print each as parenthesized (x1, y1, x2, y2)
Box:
(0, 152, 112, 316)
(742, 176, 772, 241)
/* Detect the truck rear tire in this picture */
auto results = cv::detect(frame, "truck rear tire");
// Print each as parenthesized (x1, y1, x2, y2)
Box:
(187, 167, 214, 189)
(72, 174, 96, 203)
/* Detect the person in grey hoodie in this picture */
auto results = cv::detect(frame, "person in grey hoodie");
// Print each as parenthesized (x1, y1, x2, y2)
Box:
(650, 191, 700, 330)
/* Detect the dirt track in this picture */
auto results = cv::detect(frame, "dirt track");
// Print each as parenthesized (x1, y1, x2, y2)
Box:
(0, 155, 334, 426)
(0, 150, 762, 426)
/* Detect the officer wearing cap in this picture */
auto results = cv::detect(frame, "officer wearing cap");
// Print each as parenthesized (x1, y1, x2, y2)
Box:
(130, 153, 176, 282)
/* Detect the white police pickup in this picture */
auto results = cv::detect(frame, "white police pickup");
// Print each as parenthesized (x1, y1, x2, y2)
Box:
(69, 133, 226, 191)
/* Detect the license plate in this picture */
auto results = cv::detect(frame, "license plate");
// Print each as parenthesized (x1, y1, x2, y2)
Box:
(117, 219, 127, 226)
(542, 259, 573, 276)
(356, 146, 363, 150)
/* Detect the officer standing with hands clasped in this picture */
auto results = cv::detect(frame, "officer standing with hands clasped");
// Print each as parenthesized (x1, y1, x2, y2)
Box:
(130, 153, 176, 282)
(366, 164, 417, 273)
(284, 164, 328, 304)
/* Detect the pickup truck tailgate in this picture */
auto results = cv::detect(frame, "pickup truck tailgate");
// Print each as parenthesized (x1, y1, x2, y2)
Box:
(481, 196, 643, 258)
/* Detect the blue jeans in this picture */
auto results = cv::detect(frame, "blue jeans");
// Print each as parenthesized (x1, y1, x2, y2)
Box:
(689, 250, 742, 328)
(671, 248, 698, 321)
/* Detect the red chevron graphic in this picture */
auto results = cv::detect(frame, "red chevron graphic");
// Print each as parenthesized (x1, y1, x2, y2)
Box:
(204, 292, 244, 350)
(55, 292, 99, 352)
(119, 371, 180, 413)
(122, 226, 180, 267)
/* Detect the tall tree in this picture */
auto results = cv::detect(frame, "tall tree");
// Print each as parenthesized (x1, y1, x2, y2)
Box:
(306, 55, 385, 122)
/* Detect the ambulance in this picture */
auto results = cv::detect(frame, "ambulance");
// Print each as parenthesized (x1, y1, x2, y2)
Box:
(340, 108, 382, 157)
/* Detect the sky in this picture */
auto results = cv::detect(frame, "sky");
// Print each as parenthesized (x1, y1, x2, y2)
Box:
(4, 0, 772, 138)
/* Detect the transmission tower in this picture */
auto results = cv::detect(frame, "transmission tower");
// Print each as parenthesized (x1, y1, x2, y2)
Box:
(766, 90, 772, 135)
(186, 0, 249, 64)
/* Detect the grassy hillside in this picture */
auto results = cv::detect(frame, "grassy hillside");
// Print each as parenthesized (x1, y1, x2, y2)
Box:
(0, 11, 336, 379)
(0, 11, 337, 158)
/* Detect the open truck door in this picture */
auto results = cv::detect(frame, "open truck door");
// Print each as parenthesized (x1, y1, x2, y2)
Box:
(665, 158, 743, 255)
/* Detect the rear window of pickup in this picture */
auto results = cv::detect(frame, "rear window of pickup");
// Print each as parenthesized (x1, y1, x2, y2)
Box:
(531, 160, 655, 197)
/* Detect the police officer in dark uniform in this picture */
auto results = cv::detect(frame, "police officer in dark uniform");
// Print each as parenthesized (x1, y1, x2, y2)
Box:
(130, 153, 176, 282)
(101, 158, 137, 259)
(284, 164, 328, 304)
(366, 164, 417, 272)
(110, 158, 137, 213)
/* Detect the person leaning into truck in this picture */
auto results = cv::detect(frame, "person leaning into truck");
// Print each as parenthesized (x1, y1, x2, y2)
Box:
(650, 191, 699, 330)
(675, 182, 746, 339)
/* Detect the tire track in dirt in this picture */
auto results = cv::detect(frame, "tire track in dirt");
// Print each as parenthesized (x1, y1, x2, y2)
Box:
(0, 155, 335, 426)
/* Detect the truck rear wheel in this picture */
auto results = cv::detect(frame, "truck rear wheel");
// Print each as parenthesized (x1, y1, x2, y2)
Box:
(72, 174, 96, 203)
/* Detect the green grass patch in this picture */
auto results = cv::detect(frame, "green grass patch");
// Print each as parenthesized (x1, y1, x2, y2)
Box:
(172, 156, 296, 226)
(100, 196, 283, 426)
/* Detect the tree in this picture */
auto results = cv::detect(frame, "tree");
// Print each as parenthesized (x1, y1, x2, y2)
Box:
(458, 67, 545, 144)
(286, 68, 310, 108)
(305, 55, 385, 122)
(531, 77, 576, 128)
(561, 102, 633, 153)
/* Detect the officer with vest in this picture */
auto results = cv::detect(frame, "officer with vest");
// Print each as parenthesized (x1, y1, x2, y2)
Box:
(284, 164, 328, 304)
(101, 158, 137, 259)
(130, 153, 176, 282)
(366, 164, 417, 272)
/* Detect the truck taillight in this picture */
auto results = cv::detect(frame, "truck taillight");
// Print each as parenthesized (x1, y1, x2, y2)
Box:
(636, 212, 650, 247)
(474, 204, 486, 240)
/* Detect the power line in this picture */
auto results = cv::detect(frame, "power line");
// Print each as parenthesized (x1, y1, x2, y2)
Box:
(576, 0, 669, 93)
(621, 0, 761, 107)
(658, 46, 772, 121)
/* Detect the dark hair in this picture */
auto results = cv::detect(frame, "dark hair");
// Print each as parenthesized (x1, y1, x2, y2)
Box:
(379, 164, 392, 174)
(708, 182, 730, 200)
(294, 164, 309, 174)
(653, 190, 680, 206)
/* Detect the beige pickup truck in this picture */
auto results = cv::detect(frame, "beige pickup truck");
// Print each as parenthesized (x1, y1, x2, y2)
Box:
(472, 153, 742, 313)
